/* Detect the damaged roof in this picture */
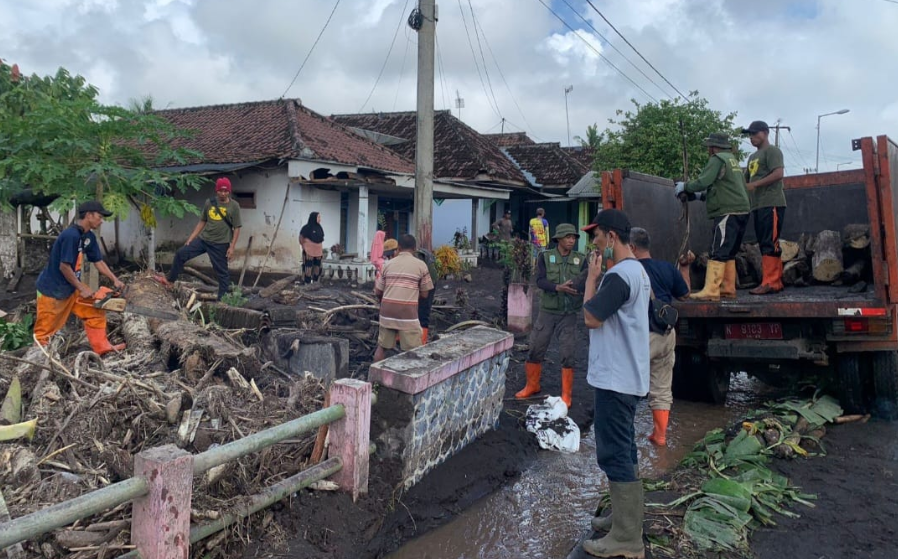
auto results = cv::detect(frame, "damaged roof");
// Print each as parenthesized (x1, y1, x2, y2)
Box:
(484, 132, 535, 147)
(331, 110, 527, 186)
(501, 143, 590, 190)
(152, 99, 414, 174)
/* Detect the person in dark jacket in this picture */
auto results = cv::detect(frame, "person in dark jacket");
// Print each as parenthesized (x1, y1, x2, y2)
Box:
(675, 132, 750, 301)
(515, 223, 587, 408)
(299, 212, 325, 283)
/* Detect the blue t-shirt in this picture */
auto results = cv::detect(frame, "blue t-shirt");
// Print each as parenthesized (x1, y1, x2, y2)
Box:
(36, 226, 102, 299)
(639, 258, 689, 304)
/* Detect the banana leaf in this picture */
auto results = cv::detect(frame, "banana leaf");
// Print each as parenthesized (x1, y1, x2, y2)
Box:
(701, 478, 753, 513)
(0, 418, 37, 441)
(0, 376, 22, 424)
(685, 496, 752, 550)
(723, 430, 767, 467)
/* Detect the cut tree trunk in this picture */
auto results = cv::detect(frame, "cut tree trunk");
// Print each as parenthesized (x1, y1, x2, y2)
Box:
(783, 259, 811, 286)
(741, 243, 763, 282)
(259, 275, 298, 298)
(799, 232, 817, 258)
(838, 258, 867, 285)
(779, 240, 802, 263)
(811, 230, 844, 282)
(843, 224, 871, 249)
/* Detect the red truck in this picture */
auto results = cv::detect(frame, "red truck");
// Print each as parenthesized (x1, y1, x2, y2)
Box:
(600, 135, 898, 415)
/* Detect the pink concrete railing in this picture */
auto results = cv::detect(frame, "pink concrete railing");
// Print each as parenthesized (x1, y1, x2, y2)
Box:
(0, 379, 373, 559)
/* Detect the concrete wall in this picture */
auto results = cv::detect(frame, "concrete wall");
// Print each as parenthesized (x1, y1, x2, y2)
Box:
(369, 327, 512, 489)
(0, 209, 16, 279)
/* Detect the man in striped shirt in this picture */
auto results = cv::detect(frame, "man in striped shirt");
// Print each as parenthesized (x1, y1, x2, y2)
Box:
(373, 234, 434, 362)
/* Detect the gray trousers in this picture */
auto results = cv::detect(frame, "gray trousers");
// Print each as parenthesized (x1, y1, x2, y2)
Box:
(527, 311, 578, 368)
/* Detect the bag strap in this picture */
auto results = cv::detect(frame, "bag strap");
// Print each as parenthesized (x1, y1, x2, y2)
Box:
(211, 198, 234, 230)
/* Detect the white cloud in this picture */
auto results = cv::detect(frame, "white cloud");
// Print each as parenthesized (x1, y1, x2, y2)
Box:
(2, 0, 898, 172)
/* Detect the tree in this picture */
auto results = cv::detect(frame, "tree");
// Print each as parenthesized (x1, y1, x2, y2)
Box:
(574, 123, 602, 150)
(0, 61, 204, 224)
(592, 92, 743, 181)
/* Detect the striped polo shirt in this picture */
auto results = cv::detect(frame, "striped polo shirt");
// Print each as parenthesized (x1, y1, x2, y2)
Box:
(375, 251, 435, 331)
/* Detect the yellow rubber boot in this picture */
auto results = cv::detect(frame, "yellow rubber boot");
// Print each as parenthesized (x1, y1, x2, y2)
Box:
(515, 362, 542, 399)
(720, 260, 737, 299)
(690, 260, 725, 302)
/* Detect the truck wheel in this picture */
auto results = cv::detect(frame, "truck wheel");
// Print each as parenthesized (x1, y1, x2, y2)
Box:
(673, 349, 729, 404)
(837, 352, 868, 414)
(872, 351, 898, 419)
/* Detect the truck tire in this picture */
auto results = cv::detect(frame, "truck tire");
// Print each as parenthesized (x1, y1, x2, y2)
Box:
(836, 352, 868, 414)
(872, 350, 898, 419)
(673, 349, 730, 404)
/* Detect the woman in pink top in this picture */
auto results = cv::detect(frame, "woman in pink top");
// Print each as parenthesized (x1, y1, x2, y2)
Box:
(370, 230, 386, 279)
(299, 212, 324, 284)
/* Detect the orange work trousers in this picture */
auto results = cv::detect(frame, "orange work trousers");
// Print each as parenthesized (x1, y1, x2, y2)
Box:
(34, 292, 107, 346)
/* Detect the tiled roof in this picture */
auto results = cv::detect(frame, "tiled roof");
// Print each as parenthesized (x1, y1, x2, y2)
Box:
(561, 146, 595, 170)
(502, 143, 591, 190)
(152, 99, 414, 174)
(331, 110, 527, 186)
(484, 132, 535, 147)
(568, 170, 601, 198)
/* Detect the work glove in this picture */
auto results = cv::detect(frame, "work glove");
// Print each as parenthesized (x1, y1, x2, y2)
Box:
(674, 181, 686, 198)
(697, 192, 707, 202)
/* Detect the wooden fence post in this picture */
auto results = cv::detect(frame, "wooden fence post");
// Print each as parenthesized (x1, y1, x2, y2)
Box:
(328, 379, 371, 502)
(131, 445, 194, 559)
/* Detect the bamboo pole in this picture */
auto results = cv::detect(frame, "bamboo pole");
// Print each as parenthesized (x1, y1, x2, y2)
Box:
(252, 184, 291, 288)
(192, 404, 345, 475)
(0, 478, 148, 550)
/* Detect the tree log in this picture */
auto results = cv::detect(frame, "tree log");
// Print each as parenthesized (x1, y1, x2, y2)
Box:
(843, 224, 871, 250)
(740, 243, 763, 282)
(184, 266, 216, 286)
(779, 240, 802, 263)
(799, 232, 817, 258)
(838, 258, 867, 285)
(811, 230, 844, 282)
(259, 275, 298, 298)
(783, 259, 811, 286)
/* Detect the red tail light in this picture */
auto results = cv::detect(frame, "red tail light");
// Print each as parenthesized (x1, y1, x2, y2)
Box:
(843, 318, 869, 333)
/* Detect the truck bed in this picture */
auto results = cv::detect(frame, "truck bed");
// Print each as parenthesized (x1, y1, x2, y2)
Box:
(675, 285, 881, 319)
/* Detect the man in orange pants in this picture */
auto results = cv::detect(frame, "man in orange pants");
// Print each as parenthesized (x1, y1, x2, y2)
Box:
(34, 201, 126, 355)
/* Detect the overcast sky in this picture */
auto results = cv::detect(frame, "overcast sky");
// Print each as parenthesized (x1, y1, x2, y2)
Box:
(3, 0, 897, 174)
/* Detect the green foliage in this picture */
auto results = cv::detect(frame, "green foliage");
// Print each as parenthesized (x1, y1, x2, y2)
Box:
(220, 285, 248, 307)
(593, 92, 744, 180)
(573, 123, 602, 149)
(497, 239, 532, 284)
(0, 62, 205, 219)
(452, 227, 472, 252)
(0, 314, 34, 351)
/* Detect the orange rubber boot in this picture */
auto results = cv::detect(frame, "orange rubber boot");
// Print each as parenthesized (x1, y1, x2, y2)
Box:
(750, 256, 784, 295)
(421, 327, 429, 345)
(85, 327, 126, 356)
(515, 362, 542, 399)
(561, 367, 574, 408)
(648, 410, 670, 446)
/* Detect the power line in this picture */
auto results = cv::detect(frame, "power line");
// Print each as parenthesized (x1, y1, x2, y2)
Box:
(393, 20, 413, 110)
(582, 0, 688, 100)
(472, 16, 540, 141)
(435, 30, 451, 111)
(534, 0, 659, 103)
(457, 0, 502, 118)
(466, 0, 503, 119)
(787, 129, 811, 170)
(280, 0, 342, 99)
(359, 0, 412, 112)
(558, 0, 673, 99)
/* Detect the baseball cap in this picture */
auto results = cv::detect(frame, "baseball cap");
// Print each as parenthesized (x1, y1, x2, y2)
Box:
(77, 200, 113, 217)
(215, 177, 232, 192)
(581, 209, 631, 234)
(741, 121, 769, 135)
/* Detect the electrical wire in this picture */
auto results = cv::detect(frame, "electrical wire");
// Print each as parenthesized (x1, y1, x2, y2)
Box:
(457, 0, 503, 118)
(558, 0, 673, 99)
(472, 11, 541, 141)
(583, 0, 688, 100)
(359, 0, 413, 112)
(280, 0, 342, 99)
(787, 129, 812, 170)
(466, 0, 503, 119)
(393, 20, 414, 110)
(535, 0, 659, 103)
(435, 30, 451, 111)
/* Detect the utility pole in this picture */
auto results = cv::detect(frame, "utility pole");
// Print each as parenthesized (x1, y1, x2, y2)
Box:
(770, 121, 790, 147)
(564, 85, 573, 147)
(455, 90, 464, 122)
(414, 0, 436, 250)
(501, 117, 505, 134)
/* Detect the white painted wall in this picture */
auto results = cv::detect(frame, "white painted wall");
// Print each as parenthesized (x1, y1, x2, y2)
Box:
(0, 209, 16, 279)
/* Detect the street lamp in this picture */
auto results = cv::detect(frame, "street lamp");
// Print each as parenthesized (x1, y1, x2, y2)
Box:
(816, 108, 850, 172)
(564, 85, 574, 147)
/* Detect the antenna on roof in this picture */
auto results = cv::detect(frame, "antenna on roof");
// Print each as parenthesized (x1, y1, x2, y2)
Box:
(455, 90, 465, 121)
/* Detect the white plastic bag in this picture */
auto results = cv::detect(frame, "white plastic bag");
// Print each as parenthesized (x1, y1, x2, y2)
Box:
(524, 396, 580, 453)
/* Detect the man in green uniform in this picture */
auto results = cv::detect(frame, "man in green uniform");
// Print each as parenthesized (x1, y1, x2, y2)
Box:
(675, 133, 750, 301)
(515, 223, 587, 408)
(742, 120, 786, 294)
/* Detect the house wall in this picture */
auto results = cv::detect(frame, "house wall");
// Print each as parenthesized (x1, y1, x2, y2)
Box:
(0, 209, 16, 279)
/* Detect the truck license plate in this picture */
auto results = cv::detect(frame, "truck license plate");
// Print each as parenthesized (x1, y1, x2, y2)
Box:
(725, 323, 783, 340)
